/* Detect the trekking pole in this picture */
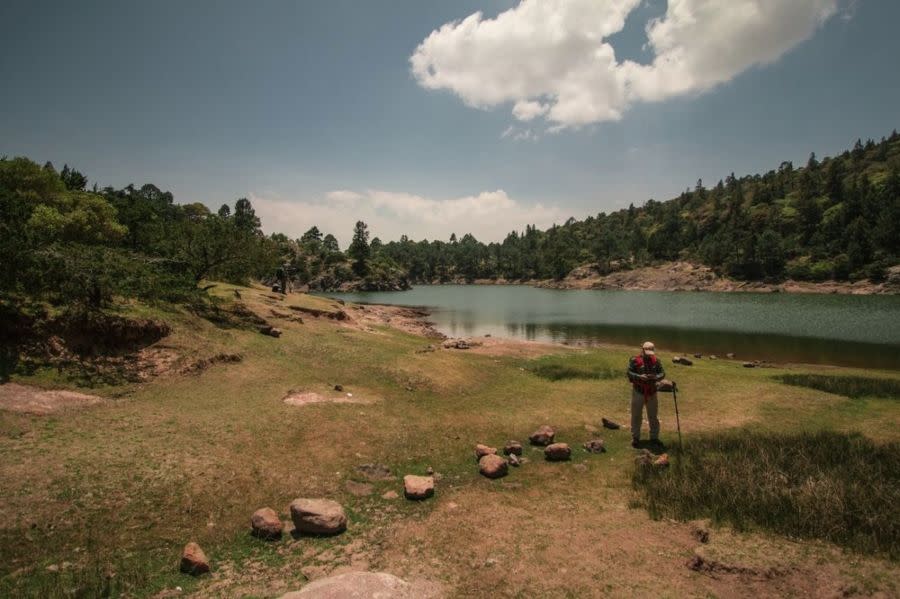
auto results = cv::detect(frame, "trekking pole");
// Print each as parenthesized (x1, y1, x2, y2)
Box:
(672, 381, 683, 454)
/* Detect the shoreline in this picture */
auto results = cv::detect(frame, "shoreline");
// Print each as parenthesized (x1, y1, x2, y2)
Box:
(409, 261, 900, 295)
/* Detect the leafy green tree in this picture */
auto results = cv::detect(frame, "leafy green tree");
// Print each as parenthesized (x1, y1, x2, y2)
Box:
(348, 221, 370, 276)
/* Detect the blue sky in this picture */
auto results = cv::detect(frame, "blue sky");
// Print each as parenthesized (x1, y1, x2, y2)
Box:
(1, 0, 898, 244)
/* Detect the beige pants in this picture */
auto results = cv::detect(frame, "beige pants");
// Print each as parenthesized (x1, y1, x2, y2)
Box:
(631, 389, 660, 441)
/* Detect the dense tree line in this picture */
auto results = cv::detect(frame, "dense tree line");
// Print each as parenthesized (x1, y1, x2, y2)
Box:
(373, 131, 900, 283)
(0, 157, 279, 309)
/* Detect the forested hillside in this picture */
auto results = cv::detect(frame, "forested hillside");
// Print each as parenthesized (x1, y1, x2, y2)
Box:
(375, 131, 900, 284)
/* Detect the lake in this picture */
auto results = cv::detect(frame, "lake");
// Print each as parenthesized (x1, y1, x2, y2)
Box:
(320, 285, 900, 370)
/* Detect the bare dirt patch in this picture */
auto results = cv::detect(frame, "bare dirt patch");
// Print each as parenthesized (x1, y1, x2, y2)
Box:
(347, 304, 444, 338)
(282, 390, 376, 407)
(0, 383, 103, 415)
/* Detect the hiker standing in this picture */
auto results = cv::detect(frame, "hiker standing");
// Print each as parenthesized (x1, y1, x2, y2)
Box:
(627, 341, 665, 448)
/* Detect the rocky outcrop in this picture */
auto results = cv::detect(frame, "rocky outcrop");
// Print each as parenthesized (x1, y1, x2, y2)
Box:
(251, 507, 283, 540)
(544, 443, 572, 461)
(179, 542, 210, 575)
(289, 498, 347, 535)
(529, 425, 555, 446)
(479, 454, 508, 479)
(403, 475, 435, 500)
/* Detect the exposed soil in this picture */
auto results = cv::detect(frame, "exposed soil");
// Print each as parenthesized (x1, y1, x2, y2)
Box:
(346, 304, 445, 339)
(282, 390, 376, 407)
(0, 383, 103, 415)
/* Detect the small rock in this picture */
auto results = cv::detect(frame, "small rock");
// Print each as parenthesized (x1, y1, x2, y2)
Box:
(601, 418, 622, 430)
(259, 325, 282, 338)
(693, 353, 702, 359)
(403, 475, 435, 500)
(425, 466, 434, 476)
(503, 441, 523, 456)
(508, 454, 521, 467)
(709, 355, 718, 360)
(180, 542, 210, 576)
(334, 384, 343, 392)
(653, 453, 670, 468)
(672, 356, 693, 366)
(742, 362, 756, 368)
(382, 490, 399, 500)
(289, 498, 347, 535)
(474, 443, 498, 461)
(529, 425, 555, 446)
(45, 564, 59, 573)
(544, 443, 572, 461)
(583, 439, 606, 454)
(479, 454, 508, 478)
(691, 524, 710, 544)
(726, 353, 735, 359)
(250, 507, 283, 540)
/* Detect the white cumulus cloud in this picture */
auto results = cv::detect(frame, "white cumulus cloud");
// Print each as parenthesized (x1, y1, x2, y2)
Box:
(411, 0, 841, 129)
(251, 189, 564, 246)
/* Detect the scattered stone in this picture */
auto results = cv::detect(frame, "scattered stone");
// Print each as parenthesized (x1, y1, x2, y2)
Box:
(334, 384, 343, 392)
(259, 325, 282, 338)
(474, 443, 498, 461)
(289, 498, 347, 536)
(179, 542, 210, 576)
(344, 480, 374, 497)
(503, 440, 523, 456)
(742, 362, 756, 368)
(544, 443, 572, 461)
(529, 425, 555, 446)
(382, 490, 399, 500)
(601, 418, 622, 430)
(278, 571, 415, 598)
(653, 453, 670, 468)
(508, 454, 521, 467)
(355, 463, 394, 481)
(656, 379, 675, 392)
(479, 454, 508, 478)
(403, 475, 435, 500)
(726, 353, 736, 359)
(693, 353, 703, 359)
(583, 439, 606, 454)
(250, 507, 283, 540)
(709, 355, 718, 360)
(672, 356, 693, 366)
(425, 466, 434, 476)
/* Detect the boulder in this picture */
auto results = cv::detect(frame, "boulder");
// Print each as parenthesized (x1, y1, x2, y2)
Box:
(742, 362, 756, 368)
(479, 454, 508, 478)
(672, 356, 693, 366)
(544, 443, 572, 461)
(583, 439, 606, 454)
(529, 425, 555, 446)
(709, 355, 718, 360)
(474, 444, 498, 461)
(503, 441, 523, 456)
(403, 475, 434, 500)
(278, 571, 414, 598)
(289, 498, 347, 536)
(693, 353, 703, 359)
(726, 353, 736, 359)
(250, 507, 283, 540)
(179, 542, 210, 576)
(656, 379, 675, 392)
(601, 418, 622, 430)
(259, 325, 282, 338)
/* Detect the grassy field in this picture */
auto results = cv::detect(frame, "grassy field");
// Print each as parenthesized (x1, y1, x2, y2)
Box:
(0, 283, 898, 598)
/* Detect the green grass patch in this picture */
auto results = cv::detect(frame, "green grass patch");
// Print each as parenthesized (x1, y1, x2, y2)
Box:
(632, 431, 900, 558)
(776, 374, 900, 399)
(527, 354, 620, 381)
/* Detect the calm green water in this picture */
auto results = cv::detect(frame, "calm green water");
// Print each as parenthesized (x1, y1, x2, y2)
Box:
(321, 285, 900, 369)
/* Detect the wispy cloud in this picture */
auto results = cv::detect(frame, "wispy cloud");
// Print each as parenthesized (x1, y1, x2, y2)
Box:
(251, 189, 565, 245)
